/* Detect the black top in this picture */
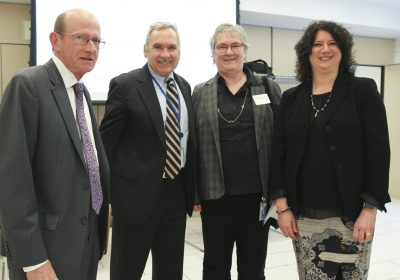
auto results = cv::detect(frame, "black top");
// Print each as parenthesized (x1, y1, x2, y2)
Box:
(298, 92, 343, 216)
(217, 68, 262, 195)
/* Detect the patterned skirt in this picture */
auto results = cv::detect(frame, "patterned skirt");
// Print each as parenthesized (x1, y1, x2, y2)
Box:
(293, 217, 372, 280)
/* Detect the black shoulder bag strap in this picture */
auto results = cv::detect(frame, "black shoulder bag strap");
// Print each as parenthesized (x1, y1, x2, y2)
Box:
(256, 75, 280, 117)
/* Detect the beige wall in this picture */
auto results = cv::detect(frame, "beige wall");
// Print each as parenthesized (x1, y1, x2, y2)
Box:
(385, 64, 400, 199)
(244, 25, 272, 64)
(0, 3, 30, 98)
(0, 3, 30, 43)
(354, 36, 394, 65)
(243, 24, 395, 75)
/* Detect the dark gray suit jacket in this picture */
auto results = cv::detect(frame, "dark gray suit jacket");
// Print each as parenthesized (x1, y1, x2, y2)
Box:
(0, 59, 109, 279)
(192, 73, 281, 201)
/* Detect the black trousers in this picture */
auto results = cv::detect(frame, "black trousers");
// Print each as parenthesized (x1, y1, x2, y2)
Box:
(201, 194, 268, 280)
(110, 173, 187, 280)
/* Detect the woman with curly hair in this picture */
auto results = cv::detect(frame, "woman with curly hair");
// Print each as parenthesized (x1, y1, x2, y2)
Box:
(271, 20, 391, 279)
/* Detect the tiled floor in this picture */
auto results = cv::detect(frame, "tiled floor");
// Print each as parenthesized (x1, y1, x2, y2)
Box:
(1, 200, 400, 280)
(98, 199, 400, 280)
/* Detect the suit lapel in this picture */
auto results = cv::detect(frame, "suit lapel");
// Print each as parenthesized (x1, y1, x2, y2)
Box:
(317, 75, 351, 126)
(45, 60, 86, 165)
(203, 77, 222, 161)
(294, 84, 313, 130)
(136, 66, 166, 147)
(174, 74, 194, 141)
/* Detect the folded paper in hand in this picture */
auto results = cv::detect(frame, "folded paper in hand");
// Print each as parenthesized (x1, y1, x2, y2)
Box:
(263, 201, 278, 229)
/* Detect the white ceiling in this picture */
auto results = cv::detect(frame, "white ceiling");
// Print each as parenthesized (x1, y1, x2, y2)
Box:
(1, 0, 399, 39)
(240, 0, 400, 39)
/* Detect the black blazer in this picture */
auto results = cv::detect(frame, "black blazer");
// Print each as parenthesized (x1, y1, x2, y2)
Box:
(271, 74, 391, 220)
(0, 60, 109, 278)
(100, 64, 197, 226)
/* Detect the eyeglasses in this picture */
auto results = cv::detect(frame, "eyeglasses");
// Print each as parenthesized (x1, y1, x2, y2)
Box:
(215, 43, 244, 53)
(58, 32, 106, 49)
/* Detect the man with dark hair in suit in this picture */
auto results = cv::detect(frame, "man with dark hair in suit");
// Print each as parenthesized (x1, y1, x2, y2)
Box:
(0, 8, 109, 280)
(99, 22, 197, 279)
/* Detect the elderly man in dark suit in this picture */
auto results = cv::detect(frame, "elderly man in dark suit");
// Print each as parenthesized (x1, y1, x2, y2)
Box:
(0, 9, 109, 280)
(192, 23, 281, 279)
(99, 22, 196, 279)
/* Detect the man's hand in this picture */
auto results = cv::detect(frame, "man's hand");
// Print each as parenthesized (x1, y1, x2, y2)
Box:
(26, 261, 58, 280)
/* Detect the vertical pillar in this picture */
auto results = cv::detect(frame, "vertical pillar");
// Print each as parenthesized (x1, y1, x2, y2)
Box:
(394, 37, 400, 64)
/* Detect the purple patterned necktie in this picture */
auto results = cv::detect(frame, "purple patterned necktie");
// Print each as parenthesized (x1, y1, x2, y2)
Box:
(73, 83, 103, 214)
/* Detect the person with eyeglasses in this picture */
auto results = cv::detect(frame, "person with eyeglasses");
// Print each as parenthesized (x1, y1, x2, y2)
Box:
(0, 8, 109, 280)
(99, 22, 197, 279)
(192, 23, 282, 279)
(56, 32, 106, 49)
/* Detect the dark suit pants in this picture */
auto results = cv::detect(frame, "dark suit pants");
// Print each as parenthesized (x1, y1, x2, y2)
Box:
(110, 174, 187, 280)
(201, 194, 268, 280)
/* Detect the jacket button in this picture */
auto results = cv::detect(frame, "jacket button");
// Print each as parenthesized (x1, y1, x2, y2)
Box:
(329, 145, 336, 152)
(337, 165, 343, 171)
(325, 126, 332, 132)
(82, 183, 89, 190)
(80, 217, 88, 225)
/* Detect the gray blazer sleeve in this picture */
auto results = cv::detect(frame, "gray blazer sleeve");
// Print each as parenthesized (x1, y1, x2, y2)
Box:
(0, 73, 48, 267)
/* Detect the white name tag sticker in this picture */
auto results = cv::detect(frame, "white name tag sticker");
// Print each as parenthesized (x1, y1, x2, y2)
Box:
(252, 94, 270, 105)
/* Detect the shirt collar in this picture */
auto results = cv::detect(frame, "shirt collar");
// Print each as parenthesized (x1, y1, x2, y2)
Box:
(243, 65, 258, 86)
(148, 65, 174, 85)
(52, 56, 80, 89)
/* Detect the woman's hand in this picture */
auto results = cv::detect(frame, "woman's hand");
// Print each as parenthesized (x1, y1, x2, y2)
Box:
(353, 207, 377, 243)
(275, 197, 298, 239)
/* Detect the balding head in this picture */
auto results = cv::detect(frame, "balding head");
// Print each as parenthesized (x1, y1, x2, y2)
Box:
(54, 8, 100, 34)
(50, 8, 102, 80)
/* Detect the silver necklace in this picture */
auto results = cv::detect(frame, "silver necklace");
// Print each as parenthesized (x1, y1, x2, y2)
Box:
(310, 92, 332, 118)
(218, 90, 249, 124)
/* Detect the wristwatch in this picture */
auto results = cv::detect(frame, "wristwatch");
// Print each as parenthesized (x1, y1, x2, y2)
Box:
(363, 201, 377, 210)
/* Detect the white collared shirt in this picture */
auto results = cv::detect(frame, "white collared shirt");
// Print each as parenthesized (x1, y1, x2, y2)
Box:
(52, 56, 98, 159)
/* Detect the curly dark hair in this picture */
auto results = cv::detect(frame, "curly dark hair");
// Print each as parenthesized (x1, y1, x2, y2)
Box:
(294, 20, 356, 83)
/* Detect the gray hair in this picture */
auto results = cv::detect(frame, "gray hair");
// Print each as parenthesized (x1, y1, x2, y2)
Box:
(210, 23, 249, 58)
(145, 22, 180, 48)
